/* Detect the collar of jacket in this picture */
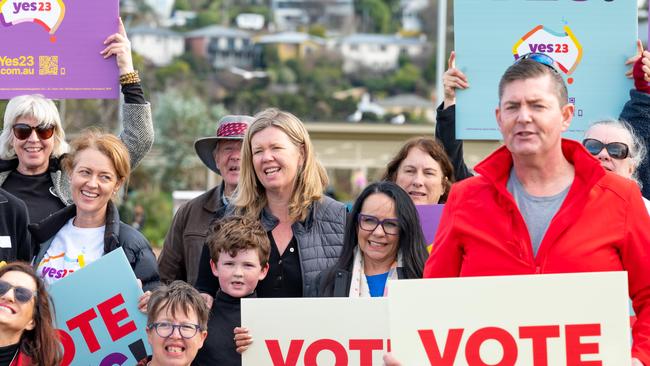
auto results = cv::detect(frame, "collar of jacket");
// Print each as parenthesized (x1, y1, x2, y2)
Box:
(474, 138, 605, 202)
(0, 156, 63, 173)
(29, 200, 121, 253)
(203, 182, 225, 213)
(259, 200, 316, 232)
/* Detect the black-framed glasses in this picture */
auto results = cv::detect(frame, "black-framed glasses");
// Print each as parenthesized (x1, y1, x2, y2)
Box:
(0, 279, 36, 304)
(148, 322, 203, 339)
(12, 123, 55, 140)
(515, 53, 560, 74)
(582, 138, 630, 160)
(358, 214, 400, 235)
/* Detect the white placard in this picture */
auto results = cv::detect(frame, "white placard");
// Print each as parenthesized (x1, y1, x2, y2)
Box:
(241, 297, 389, 366)
(388, 272, 631, 366)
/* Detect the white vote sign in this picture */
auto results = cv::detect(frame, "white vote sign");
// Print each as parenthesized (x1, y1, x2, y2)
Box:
(241, 297, 389, 366)
(388, 272, 631, 366)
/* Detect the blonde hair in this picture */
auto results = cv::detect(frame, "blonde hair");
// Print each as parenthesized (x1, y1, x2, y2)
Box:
(0, 94, 69, 159)
(62, 129, 130, 193)
(234, 108, 328, 222)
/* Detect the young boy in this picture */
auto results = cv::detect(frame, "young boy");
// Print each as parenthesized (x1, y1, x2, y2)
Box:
(139, 281, 209, 366)
(192, 215, 270, 366)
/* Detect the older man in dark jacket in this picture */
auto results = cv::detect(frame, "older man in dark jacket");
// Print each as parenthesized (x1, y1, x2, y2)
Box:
(157, 115, 253, 285)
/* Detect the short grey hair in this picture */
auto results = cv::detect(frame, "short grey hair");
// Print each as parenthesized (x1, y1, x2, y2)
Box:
(0, 94, 69, 159)
(586, 118, 647, 188)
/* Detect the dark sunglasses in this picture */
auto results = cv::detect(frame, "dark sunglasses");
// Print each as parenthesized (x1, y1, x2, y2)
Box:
(582, 138, 630, 160)
(12, 123, 55, 140)
(0, 279, 36, 304)
(515, 52, 560, 74)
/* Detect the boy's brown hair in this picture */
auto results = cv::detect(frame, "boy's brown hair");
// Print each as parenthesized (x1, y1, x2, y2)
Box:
(206, 215, 271, 267)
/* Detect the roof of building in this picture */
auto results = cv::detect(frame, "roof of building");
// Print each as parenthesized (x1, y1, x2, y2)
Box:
(185, 25, 251, 39)
(256, 31, 325, 45)
(339, 33, 426, 46)
(376, 94, 434, 109)
(128, 25, 182, 38)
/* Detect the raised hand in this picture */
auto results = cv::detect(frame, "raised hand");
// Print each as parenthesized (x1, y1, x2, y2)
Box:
(100, 17, 134, 75)
(443, 51, 469, 109)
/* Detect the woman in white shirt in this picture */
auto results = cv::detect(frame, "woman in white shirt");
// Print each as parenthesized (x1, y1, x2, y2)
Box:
(30, 130, 159, 290)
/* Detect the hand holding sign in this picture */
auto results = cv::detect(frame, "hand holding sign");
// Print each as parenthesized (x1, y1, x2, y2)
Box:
(443, 51, 469, 109)
(624, 40, 644, 79)
(234, 326, 253, 354)
(100, 17, 134, 75)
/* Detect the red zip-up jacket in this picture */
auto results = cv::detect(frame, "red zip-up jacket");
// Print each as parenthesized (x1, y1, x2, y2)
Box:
(424, 139, 650, 363)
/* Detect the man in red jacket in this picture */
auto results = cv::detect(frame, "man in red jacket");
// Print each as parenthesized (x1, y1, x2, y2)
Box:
(422, 55, 650, 366)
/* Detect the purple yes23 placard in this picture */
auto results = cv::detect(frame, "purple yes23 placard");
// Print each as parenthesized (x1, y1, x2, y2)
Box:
(0, 0, 119, 99)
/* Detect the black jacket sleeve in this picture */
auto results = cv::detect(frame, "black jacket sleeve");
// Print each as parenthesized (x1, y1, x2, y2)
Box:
(121, 82, 146, 104)
(619, 89, 650, 199)
(194, 243, 219, 295)
(434, 103, 473, 182)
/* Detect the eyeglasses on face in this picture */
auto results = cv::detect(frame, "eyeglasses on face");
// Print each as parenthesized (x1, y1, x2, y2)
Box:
(147, 322, 203, 339)
(12, 123, 55, 140)
(0, 279, 37, 304)
(515, 52, 560, 74)
(582, 138, 630, 160)
(357, 213, 400, 235)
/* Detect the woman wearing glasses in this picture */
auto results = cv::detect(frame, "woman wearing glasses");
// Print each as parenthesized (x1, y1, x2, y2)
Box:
(30, 131, 159, 290)
(139, 281, 208, 366)
(311, 181, 427, 297)
(0, 18, 153, 225)
(0, 262, 62, 366)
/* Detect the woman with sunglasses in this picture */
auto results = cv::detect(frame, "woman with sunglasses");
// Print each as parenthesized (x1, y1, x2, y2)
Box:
(311, 181, 427, 297)
(30, 131, 159, 291)
(0, 18, 153, 225)
(138, 281, 208, 366)
(0, 262, 62, 366)
(583, 120, 649, 210)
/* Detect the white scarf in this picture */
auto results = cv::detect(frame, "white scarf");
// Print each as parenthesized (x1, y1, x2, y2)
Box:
(348, 246, 403, 297)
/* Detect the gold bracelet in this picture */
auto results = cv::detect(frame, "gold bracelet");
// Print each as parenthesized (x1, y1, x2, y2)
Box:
(119, 70, 140, 85)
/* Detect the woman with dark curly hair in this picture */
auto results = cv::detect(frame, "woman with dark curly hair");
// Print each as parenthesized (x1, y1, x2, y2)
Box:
(0, 262, 62, 366)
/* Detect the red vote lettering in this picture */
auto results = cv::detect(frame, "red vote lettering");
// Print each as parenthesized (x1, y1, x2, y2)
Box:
(97, 294, 136, 341)
(418, 329, 463, 366)
(304, 339, 348, 366)
(349, 339, 383, 365)
(266, 339, 304, 366)
(66, 307, 100, 353)
(57, 329, 75, 366)
(519, 325, 560, 366)
(417, 324, 602, 365)
(465, 327, 517, 366)
(565, 324, 602, 366)
(265, 338, 388, 365)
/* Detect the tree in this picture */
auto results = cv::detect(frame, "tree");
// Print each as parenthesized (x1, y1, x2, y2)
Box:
(358, 0, 391, 33)
(153, 89, 227, 191)
(391, 63, 421, 92)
